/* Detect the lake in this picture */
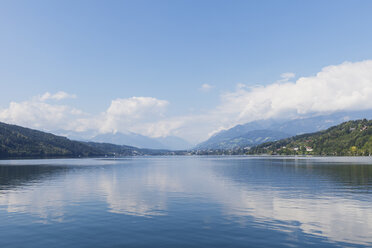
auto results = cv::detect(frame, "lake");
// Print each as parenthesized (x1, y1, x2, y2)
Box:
(0, 156, 371, 247)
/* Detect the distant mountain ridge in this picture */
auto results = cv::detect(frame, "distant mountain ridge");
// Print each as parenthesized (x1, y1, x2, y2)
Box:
(196, 129, 290, 150)
(92, 132, 166, 149)
(91, 132, 191, 150)
(54, 130, 191, 150)
(196, 110, 372, 150)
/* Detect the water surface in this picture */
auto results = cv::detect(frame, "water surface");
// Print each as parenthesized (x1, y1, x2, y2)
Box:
(0, 156, 371, 247)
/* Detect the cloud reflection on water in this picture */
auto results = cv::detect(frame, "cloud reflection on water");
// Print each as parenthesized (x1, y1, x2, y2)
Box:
(0, 157, 371, 245)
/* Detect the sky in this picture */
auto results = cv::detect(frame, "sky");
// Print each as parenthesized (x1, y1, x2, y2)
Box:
(1, 0, 372, 144)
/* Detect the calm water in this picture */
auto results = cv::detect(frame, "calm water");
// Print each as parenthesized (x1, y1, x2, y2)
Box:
(0, 156, 371, 248)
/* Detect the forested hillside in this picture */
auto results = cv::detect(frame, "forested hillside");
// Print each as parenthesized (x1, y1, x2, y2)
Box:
(0, 122, 104, 158)
(0, 122, 183, 159)
(248, 119, 372, 156)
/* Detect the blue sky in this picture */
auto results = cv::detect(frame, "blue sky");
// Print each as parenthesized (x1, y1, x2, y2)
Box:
(1, 0, 372, 143)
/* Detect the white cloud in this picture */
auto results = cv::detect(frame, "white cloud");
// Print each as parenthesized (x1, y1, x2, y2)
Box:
(106, 97, 168, 118)
(0, 97, 86, 131)
(98, 97, 169, 134)
(0, 94, 170, 135)
(214, 60, 372, 127)
(39, 91, 76, 101)
(199, 83, 214, 92)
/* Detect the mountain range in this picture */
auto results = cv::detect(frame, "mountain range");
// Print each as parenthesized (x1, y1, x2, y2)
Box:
(2, 113, 372, 158)
(52, 110, 372, 151)
(3, 109, 372, 157)
(196, 110, 372, 150)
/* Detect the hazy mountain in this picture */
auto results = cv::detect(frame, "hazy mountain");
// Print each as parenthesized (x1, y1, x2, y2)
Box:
(53, 130, 191, 150)
(91, 132, 166, 149)
(196, 110, 372, 150)
(197, 129, 291, 150)
(52, 129, 96, 142)
(154, 136, 192, 150)
(91, 132, 191, 150)
(196, 119, 280, 149)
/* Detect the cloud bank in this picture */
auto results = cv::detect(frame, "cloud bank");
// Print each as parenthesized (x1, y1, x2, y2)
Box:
(1, 60, 372, 142)
(217, 60, 372, 125)
(99, 97, 169, 134)
(0, 98, 84, 131)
